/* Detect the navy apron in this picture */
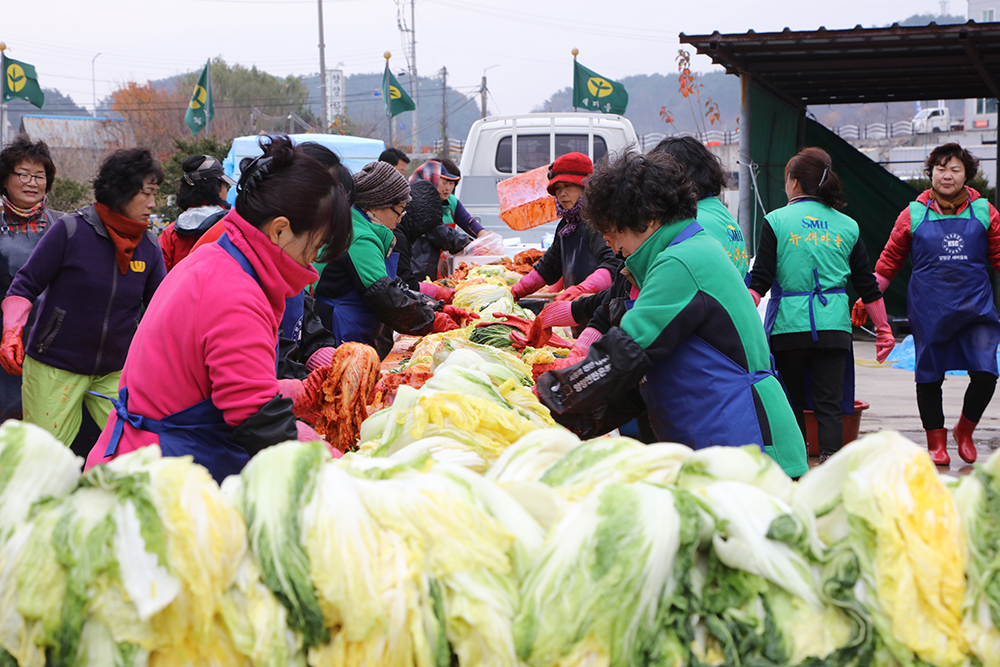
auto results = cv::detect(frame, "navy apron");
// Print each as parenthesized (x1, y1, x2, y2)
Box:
(909, 200, 1000, 383)
(637, 222, 772, 450)
(281, 291, 305, 345)
(316, 252, 399, 348)
(560, 226, 599, 288)
(94, 233, 277, 482)
(763, 273, 855, 414)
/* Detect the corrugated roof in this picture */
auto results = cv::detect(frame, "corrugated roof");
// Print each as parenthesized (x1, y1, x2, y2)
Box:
(18, 115, 134, 149)
(680, 21, 1000, 107)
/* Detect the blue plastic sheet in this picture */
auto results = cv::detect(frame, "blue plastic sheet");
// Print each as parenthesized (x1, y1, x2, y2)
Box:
(885, 334, 1000, 376)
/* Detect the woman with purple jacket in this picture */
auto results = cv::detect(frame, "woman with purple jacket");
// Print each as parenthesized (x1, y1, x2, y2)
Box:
(0, 148, 166, 445)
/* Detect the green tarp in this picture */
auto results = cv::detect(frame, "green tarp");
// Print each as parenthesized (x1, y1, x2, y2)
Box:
(746, 79, 918, 317)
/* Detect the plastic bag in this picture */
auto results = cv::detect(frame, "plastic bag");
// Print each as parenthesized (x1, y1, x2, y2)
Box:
(460, 230, 505, 256)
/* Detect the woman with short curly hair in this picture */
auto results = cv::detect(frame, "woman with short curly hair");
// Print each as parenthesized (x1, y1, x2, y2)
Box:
(859, 142, 1000, 465)
(0, 147, 167, 445)
(536, 150, 808, 478)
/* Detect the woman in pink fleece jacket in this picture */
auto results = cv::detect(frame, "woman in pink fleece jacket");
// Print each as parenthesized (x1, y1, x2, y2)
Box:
(85, 136, 352, 481)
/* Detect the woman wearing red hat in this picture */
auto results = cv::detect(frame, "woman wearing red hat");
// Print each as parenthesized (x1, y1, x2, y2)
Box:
(510, 152, 619, 307)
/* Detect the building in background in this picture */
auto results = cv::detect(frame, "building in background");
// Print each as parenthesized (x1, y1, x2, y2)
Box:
(967, 0, 998, 130)
(18, 115, 134, 183)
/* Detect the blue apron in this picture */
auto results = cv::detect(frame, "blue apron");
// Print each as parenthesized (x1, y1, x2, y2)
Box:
(637, 222, 772, 450)
(763, 275, 855, 414)
(281, 291, 305, 345)
(316, 252, 399, 348)
(94, 233, 277, 483)
(909, 199, 1000, 383)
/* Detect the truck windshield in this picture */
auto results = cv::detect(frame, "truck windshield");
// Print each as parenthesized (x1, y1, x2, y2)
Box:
(495, 134, 608, 173)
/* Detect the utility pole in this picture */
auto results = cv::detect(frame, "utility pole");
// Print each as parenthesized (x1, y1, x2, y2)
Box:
(410, 0, 418, 154)
(318, 0, 328, 132)
(440, 67, 449, 159)
(481, 75, 487, 119)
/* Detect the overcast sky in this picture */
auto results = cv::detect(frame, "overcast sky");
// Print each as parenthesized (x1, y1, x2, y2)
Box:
(4, 0, 955, 118)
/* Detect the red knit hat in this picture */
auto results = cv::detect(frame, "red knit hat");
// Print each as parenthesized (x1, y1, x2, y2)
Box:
(546, 152, 593, 195)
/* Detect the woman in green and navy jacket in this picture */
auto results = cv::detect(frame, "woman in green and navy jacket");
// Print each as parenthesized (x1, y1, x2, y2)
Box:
(748, 148, 891, 463)
(536, 150, 808, 478)
(312, 162, 466, 359)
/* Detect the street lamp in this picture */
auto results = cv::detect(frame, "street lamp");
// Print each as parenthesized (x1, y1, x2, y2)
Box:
(91, 52, 102, 117)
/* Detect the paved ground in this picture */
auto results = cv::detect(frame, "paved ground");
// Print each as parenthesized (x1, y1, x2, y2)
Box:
(839, 338, 999, 474)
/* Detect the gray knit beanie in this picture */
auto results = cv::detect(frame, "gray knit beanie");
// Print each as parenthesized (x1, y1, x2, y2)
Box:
(353, 161, 411, 209)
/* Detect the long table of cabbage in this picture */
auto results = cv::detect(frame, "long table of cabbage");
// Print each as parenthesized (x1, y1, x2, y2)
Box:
(3, 418, 1000, 667)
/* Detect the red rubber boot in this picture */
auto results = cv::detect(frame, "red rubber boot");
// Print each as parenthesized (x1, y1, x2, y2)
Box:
(953, 414, 978, 464)
(926, 428, 950, 466)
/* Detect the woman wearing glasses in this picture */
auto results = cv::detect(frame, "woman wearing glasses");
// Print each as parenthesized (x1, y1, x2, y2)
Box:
(0, 147, 166, 445)
(312, 161, 468, 359)
(0, 135, 63, 422)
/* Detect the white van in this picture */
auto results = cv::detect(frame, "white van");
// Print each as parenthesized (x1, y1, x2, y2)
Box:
(456, 113, 639, 244)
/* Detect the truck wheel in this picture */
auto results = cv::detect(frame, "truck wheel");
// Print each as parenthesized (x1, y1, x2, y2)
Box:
(932, 127, 941, 133)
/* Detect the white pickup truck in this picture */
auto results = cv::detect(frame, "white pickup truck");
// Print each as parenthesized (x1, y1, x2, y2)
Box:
(455, 113, 639, 245)
(912, 107, 963, 134)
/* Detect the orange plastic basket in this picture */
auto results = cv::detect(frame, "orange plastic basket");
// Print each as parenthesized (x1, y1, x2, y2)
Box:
(496, 165, 558, 231)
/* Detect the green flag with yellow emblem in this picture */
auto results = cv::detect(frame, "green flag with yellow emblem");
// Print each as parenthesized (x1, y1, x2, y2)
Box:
(382, 61, 415, 118)
(2, 55, 45, 109)
(572, 60, 627, 115)
(185, 61, 214, 136)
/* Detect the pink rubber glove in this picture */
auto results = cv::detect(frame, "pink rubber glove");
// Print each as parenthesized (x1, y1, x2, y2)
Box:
(874, 272, 890, 294)
(547, 277, 564, 294)
(296, 421, 323, 442)
(570, 327, 602, 358)
(536, 301, 577, 329)
(442, 304, 479, 326)
(0, 296, 32, 376)
(305, 346, 336, 372)
(555, 269, 612, 302)
(432, 312, 460, 333)
(419, 282, 455, 304)
(864, 298, 895, 363)
(277, 365, 329, 421)
(511, 269, 546, 301)
(749, 289, 762, 307)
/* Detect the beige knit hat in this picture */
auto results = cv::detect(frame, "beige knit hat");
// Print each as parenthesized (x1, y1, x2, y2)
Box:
(353, 161, 411, 209)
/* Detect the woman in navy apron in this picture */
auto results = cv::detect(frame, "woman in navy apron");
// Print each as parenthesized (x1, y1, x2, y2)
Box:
(83, 136, 354, 482)
(748, 148, 891, 464)
(859, 143, 1000, 465)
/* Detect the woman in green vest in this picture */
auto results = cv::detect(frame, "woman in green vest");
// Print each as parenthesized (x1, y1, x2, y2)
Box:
(651, 136, 749, 276)
(536, 150, 808, 478)
(748, 147, 892, 463)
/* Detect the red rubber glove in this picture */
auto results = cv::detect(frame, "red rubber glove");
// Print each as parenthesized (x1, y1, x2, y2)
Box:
(442, 304, 479, 326)
(864, 298, 895, 363)
(511, 269, 546, 301)
(419, 282, 455, 304)
(749, 289, 762, 307)
(432, 312, 460, 333)
(850, 298, 868, 327)
(0, 296, 32, 376)
(277, 365, 329, 422)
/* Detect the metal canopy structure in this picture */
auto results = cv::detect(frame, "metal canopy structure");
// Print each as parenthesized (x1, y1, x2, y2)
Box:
(680, 22, 1000, 108)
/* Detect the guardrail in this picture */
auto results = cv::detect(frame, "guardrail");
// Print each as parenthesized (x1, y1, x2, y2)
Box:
(638, 129, 741, 149)
(833, 121, 915, 139)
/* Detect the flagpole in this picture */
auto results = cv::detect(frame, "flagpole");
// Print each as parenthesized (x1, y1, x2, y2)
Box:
(571, 48, 578, 113)
(0, 44, 7, 147)
(205, 59, 211, 138)
(384, 52, 394, 146)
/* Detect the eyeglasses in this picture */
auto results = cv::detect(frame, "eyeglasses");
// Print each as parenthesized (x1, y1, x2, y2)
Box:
(13, 172, 46, 185)
(391, 206, 407, 221)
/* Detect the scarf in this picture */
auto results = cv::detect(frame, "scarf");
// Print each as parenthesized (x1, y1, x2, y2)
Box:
(930, 186, 969, 215)
(2, 195, 47, 227)
(95, 202, 148, 274)
(555, 198, 584, 237)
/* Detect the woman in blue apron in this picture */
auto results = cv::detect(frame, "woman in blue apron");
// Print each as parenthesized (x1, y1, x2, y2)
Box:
(748, 148, 892, 464)
(312, 161, 470, 361)
(536, 150, 808, 479)
(510, 152, 620, 306)
(83, 136, 354, 482)
(859, 143, 1000, 465)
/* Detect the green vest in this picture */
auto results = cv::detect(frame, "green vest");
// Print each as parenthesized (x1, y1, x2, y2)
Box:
(697, 196, 749, 275)
(767, 200, 859, 336)
(443, 194, 458, 227)
(909, 198, 989, 233)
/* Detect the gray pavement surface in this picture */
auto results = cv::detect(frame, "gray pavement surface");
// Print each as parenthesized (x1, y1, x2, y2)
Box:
(842, 338, 999, 475)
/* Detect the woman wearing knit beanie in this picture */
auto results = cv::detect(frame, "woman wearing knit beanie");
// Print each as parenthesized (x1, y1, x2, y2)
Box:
(312, 161, 476, 358)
